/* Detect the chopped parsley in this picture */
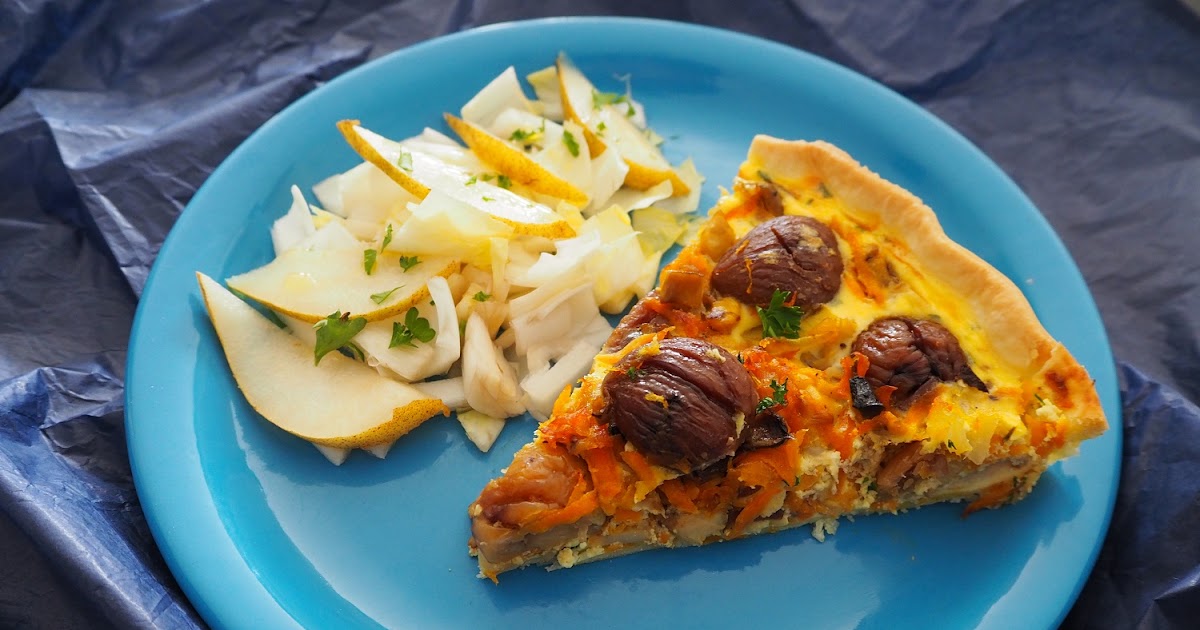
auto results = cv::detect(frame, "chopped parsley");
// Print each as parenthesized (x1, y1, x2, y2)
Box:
(370, 286, 404, 305)
(312, 311, 366, 365)
(362, 224, 393, 275)
(464, 175, 478, 186)
(625, 102, 636, 117)
(1033, 393, 1046, 404)
(756, 379, 789, 414)
(398, 255, 421, 271)
(380, 223, 393, 250)
(562, 130, 580, 157)
(496, 174, 513, 189)
(481, 196, 494, 202)
(757, 289, 804, 339)
(481, 173, 494, 182)
(592, 89, 628, 109)
(510, 128, 536, 142)
(389, 307, 436, 348)
(817, 182, 832, 198)
(947, 440, 956, 450)
(626, 367, 643, 380)
(397, 150, 413, 172)
(472, 291, 491, 302)
(596, 121, 607, 134)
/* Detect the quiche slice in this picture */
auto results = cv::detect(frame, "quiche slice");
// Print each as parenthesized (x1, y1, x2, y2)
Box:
(467, 136, 1108, 581)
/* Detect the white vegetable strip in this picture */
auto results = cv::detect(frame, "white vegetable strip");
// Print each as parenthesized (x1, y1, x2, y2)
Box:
(413, 377, 468, 410)
(462, 313, 525, 419)
(457, 409, 507, 452)
(426, 276, 461, 376)
(271, 186, 317, 256)
(365, 442, 394, 459)
(461, 66, 536, 128)
(521, 338, 603, 422)
(314, 444, 350, 466)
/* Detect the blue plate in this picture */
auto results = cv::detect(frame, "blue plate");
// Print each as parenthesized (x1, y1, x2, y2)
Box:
(126, 18, 1121, 630)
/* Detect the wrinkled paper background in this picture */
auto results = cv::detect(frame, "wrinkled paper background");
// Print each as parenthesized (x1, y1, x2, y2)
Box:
(2, 1, 1198, 628)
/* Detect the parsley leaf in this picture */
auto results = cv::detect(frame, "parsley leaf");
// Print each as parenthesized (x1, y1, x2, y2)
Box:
(363, 224, 393, 275)
(596, 121, 607, 134)
(562, 130, 580, 157)
(363, 248, 378, 275)
(817, 182, 832, 198)
(757, 289, 804, 338)
(481, 196, 494, 202)
(398, 255, 420, 271)
(496, 174, 513, 189)
(625, 102, 636, 117)
(472, 291, 491, 302)
(380, 223, 393, 250)
(626, 367, 643, 380)
(312, 311, 367, 365)
(756, 379, 789, 413)
(397, 150, 413, 172)
(370, 286, 404, 304)
(389, 307, 436, 348)
(481, 173, 494, 182)
(509, 128, 541, 145)
(592, 89, 628, 109)
(464, 175, 478, 186)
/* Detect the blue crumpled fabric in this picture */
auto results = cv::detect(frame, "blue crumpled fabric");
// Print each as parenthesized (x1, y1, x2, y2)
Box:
(1, 1, 1197, 628)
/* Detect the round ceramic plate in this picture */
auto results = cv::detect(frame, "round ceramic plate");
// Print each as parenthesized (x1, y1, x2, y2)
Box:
(127, 18, 1121, 630)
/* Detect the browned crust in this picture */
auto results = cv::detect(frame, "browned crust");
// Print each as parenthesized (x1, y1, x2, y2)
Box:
(742, 135, 1107, 445)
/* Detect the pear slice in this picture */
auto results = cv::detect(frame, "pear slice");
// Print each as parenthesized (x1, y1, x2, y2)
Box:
(444, 113, 589, 206)
(226, 248, 458, 323)
(196, 272, 448, 449)
(555, 54, 690, 196)
(337, 120, 573, 238)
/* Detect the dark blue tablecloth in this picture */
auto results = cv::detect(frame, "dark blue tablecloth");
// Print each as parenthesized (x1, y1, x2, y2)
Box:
(2, 1, 1198, 628)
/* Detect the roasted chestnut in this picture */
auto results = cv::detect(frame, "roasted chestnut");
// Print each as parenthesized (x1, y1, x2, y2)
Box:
(710, 215, 843, 309)
(601, 338, 758, 469)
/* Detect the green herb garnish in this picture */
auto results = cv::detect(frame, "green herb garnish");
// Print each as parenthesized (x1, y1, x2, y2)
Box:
(472, 291, 491, 302)
(370, 286, 404, 304)
(510, 128, 535, 142)
(756, 379, 789, 414)
(398, 255, 421, 271)
(562, 130, 580, 157)
(757, 289, 804, 339)
(380, 223, 393, 250)
(817, 182, 832, 198)
(626, 367, 643, 380)
(592, 89, 628, 109)
(481, 196, 494, 202)
(363, 224, 393, 275)
(465, 175, 478, 186)
(496, 174, 513, 189)
(312, 311, 367, 365)
(596, 121, 607, 134)
(397, 150, 413, 172)
(389, 307, 436, 348)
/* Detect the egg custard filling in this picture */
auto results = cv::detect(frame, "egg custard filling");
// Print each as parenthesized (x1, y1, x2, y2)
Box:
(467, 136, 1108, 581)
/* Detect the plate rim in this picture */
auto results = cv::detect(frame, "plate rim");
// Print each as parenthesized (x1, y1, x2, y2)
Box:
(125, 15, 1121, 630)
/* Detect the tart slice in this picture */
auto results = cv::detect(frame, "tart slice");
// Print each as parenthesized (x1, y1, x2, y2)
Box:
(467, 135, 1107, 581)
